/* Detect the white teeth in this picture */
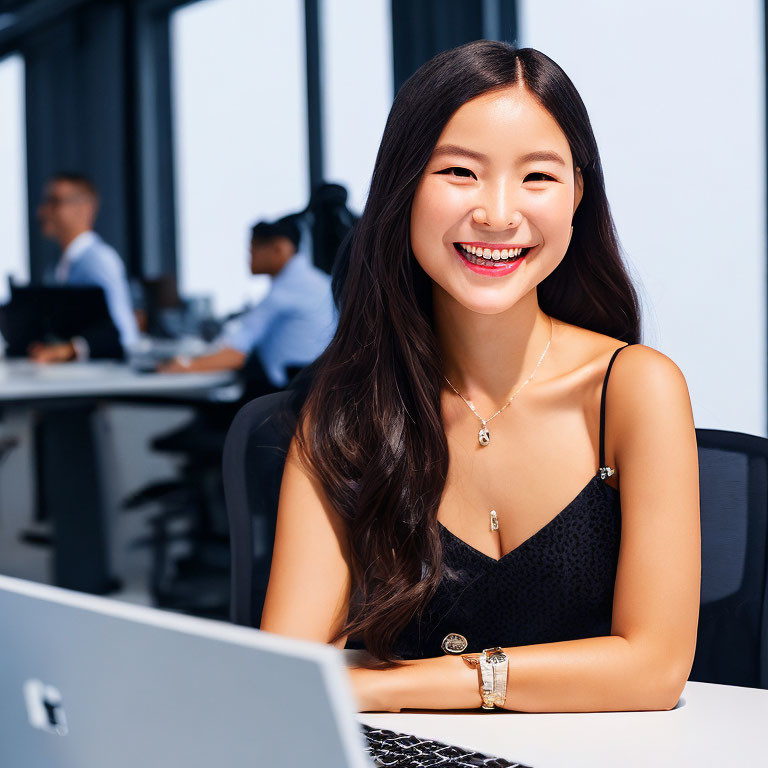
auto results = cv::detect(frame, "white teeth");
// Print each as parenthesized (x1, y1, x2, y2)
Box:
(458, 243, 529, 264)
(459, 244, 526, 257)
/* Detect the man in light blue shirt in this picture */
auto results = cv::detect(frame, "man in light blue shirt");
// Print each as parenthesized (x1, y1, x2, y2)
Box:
(33, 172, 139, 361)
(159, 216, 337, 388)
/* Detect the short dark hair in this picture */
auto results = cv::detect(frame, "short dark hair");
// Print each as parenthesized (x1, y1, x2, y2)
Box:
(250, 214, 301, 251)
(51, 171, 99, 204)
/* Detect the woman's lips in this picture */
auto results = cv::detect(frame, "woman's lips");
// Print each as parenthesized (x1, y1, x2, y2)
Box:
(453, 242, 531, 276)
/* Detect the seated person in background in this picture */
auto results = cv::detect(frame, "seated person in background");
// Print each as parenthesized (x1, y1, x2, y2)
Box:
(32, 172, 139, 362)
(302, 182, 360, 275)
(158, 216, 337, 388)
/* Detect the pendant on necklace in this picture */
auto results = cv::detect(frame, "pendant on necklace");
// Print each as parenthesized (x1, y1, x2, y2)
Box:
(478, 426, 490, 446)
(490, 510, 499, 531)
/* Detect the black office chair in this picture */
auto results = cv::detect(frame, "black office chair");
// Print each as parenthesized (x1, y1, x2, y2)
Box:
(689, 429, 768, 688)
(223, 399, 768, 689)
(222, 385, 307, 628)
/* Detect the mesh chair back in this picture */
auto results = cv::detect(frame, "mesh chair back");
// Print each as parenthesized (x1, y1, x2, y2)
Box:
(691, 428, 768, 688)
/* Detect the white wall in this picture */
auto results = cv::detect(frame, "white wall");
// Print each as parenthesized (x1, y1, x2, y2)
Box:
(321, 0, 393, 214)
(171, 0, 309, 316)
(519, 0, 766, 436)
(0, 53, 29, 305)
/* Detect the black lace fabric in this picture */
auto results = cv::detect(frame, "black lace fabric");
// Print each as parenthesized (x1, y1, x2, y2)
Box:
(392, 474, 621, 659)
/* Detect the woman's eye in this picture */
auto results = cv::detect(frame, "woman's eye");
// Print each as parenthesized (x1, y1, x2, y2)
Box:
(525, 172, 555, 182)
(437, 167, 477, 179)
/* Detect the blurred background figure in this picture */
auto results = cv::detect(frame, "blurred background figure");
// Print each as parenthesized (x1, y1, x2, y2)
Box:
(158, 214, 337, 389)
(33, 172, 139, 362)
(145, 211, 339, 614)
(302, 182, 360, 275)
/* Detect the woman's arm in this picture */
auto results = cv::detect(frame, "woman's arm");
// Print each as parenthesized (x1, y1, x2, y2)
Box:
(351, 344, 701, 713)
(259, 432, 352, 648)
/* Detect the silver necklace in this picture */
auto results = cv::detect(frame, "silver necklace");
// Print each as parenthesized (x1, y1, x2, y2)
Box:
(443, 315, 554, 447)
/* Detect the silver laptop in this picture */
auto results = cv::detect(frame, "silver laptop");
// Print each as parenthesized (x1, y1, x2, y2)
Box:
(0, 574, 372, 768)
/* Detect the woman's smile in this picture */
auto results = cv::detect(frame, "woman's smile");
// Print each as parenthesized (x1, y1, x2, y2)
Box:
(452, 241, 535, 276)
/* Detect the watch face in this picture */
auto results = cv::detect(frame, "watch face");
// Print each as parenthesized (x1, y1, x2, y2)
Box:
(484, 647, 506, 664)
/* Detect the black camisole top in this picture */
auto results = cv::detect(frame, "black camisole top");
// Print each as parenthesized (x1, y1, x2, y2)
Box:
(391, 343, 634, 660)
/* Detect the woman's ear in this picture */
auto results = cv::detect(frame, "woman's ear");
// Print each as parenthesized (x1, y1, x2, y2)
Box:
(573, 165, 584, 214)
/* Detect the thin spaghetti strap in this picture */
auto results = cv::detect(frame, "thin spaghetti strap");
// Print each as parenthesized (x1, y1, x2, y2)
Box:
(599, 343, 634, 473)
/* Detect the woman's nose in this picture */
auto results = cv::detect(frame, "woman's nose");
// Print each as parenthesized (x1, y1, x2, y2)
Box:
(471, 182, 523, 229)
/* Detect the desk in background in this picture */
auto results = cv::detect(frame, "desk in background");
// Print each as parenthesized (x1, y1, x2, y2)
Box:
(0, 359, 239, 402)
(0, 359, 239, 594)
(359, 680, 768, 767)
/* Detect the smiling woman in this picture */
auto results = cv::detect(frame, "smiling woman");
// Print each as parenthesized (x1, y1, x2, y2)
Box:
(410, 82, 585, 317)
(258, 41, 700, 715)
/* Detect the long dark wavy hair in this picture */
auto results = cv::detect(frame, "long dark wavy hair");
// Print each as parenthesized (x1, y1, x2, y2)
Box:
(289, 40, 641, 662)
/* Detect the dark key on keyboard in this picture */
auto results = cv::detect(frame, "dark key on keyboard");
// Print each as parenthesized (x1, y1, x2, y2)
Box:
(361, 724, 533, 768)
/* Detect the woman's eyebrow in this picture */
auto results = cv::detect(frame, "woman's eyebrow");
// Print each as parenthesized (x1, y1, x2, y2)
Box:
(431, 144, 488, 162)
(519, 150, 567, 166)
(431, 144, 567, 167)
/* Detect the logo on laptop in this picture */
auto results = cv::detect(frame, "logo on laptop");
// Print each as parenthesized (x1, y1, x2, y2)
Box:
(23, 679, 69, 736)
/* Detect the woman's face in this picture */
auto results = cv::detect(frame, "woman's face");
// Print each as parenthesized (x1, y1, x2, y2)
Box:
(410, 84, 583, 316)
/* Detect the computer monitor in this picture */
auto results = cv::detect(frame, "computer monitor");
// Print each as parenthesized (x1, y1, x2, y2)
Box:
(0, 285, 120, 358)
(0, 575, 371, 768)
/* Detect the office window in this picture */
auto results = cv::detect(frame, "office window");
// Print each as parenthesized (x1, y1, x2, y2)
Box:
(171, 0, 309, 316)
(321, 0, 393, 215)
(0, 53, 29, 304)
(518, 0, 765, 434)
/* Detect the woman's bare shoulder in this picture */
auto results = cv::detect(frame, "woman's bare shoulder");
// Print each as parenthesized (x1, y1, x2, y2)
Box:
(550, 323, 691, 430)
(607, 343, 692, 418)
(585, 338, 694, 462)
(553, 320, 684, 382)
(551, 320, 631, 382)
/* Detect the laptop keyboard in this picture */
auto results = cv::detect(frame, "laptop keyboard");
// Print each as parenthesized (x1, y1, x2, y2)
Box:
(362, 724, 532, 767)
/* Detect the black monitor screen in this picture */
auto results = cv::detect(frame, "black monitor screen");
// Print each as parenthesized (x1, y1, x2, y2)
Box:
(0, 285, 121, 359)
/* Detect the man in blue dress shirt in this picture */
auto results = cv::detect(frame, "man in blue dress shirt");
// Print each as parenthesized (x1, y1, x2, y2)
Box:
(159, 215, 337, 388)
(32, 172, 139, 361)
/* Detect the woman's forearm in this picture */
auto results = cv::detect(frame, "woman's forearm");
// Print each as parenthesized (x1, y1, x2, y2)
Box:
(351, 653, 481, 712)
(353, 635, 684, 713)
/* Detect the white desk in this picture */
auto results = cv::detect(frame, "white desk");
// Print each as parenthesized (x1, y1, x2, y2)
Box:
(359, 680, 768, 767)
(0, 360, 240, 593)
(0, 359, 239, 402)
